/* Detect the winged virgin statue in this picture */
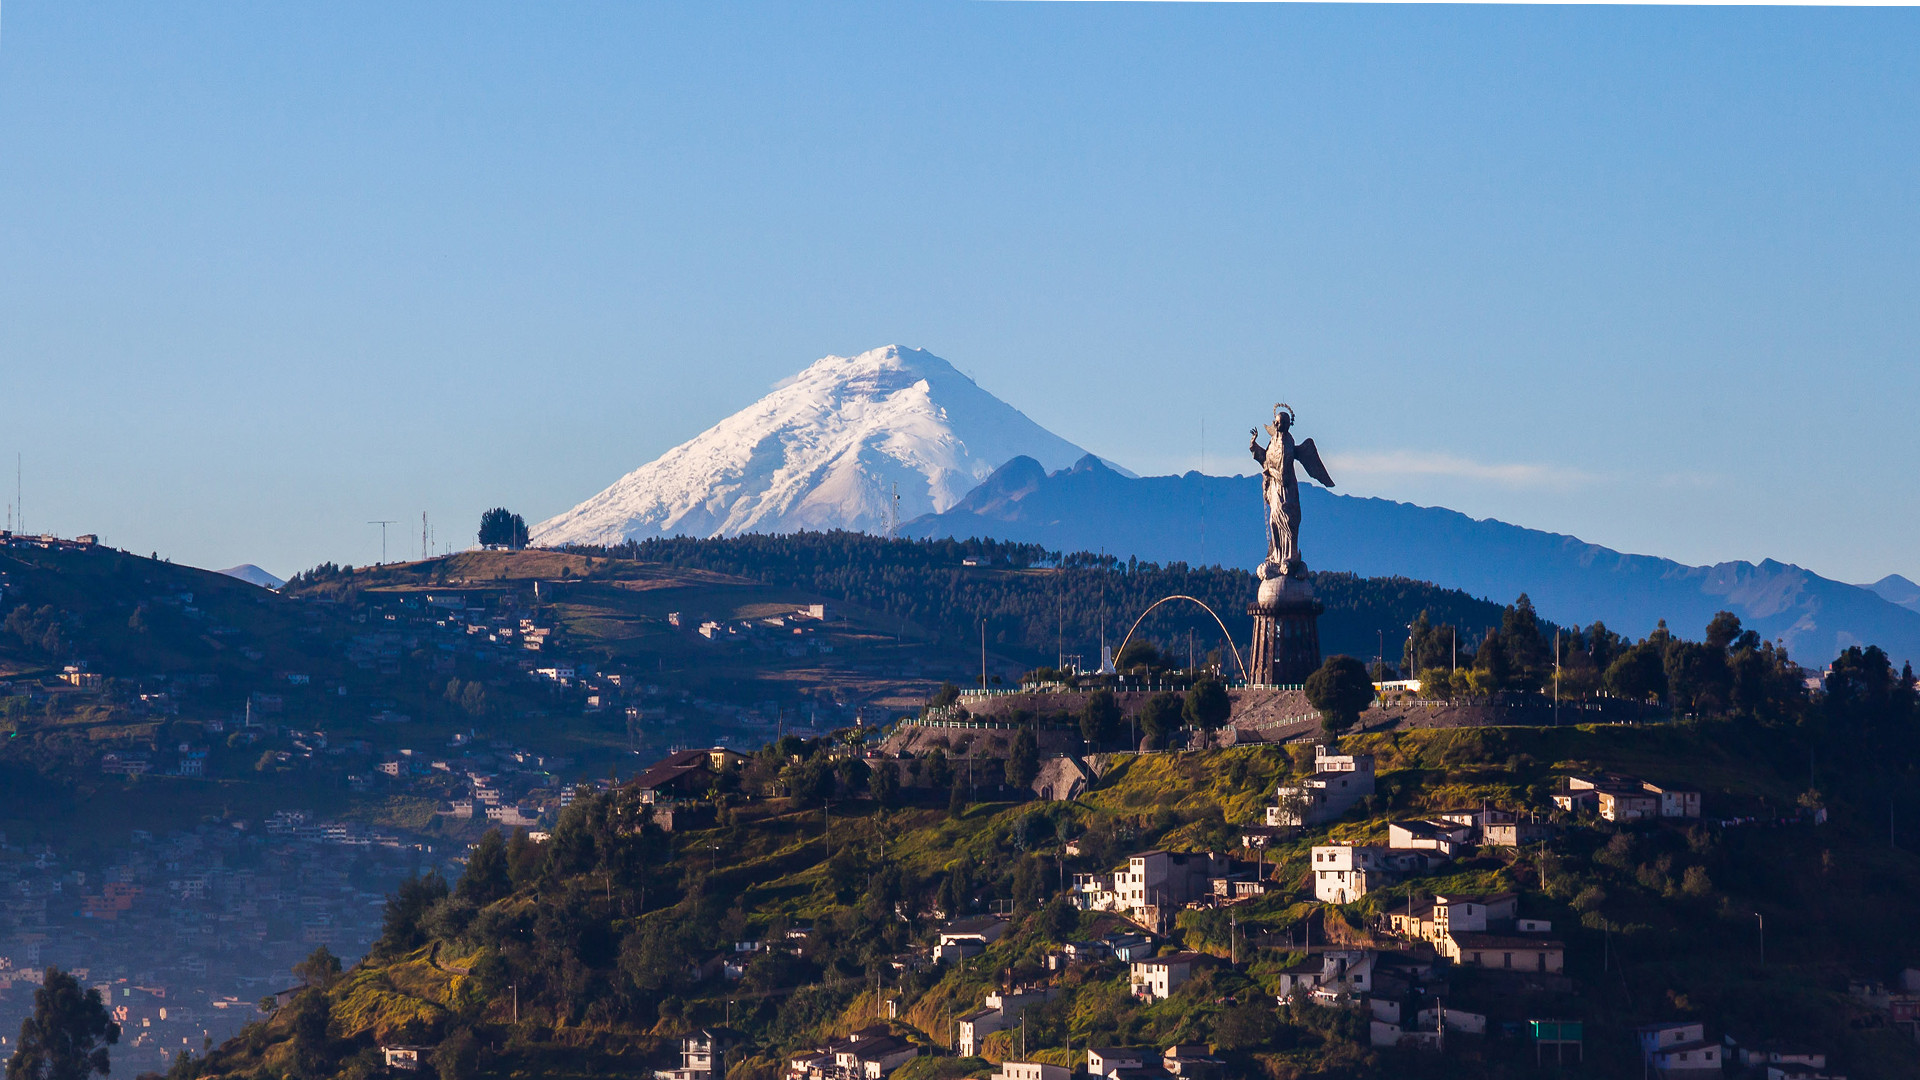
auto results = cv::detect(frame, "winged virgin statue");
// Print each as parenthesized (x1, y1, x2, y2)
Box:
(1249, 403, 1335, 579)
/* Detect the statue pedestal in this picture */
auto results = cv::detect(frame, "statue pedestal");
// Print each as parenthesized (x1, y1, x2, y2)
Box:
(1248, 573, 1322, 686)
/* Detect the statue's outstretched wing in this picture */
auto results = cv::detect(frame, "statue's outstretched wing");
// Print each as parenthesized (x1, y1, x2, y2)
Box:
(1296, 438, 1335, 488)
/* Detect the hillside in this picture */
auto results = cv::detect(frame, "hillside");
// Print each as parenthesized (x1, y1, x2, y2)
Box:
(557, 531, 1512, 674)
(901, 455, 1920, 668)
(0, 536, 1517, 834)
(184, 719, 1920, 1080)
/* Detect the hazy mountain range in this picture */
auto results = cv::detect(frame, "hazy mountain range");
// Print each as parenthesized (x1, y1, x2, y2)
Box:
(531, 344, 1920, 667)
(899, 454, 1920, 667)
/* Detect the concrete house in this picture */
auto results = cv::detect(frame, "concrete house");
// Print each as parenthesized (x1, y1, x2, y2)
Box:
(1161, 1045, 1224, 1079)
(1440, 932, 1565, 973)
(1267, 746, 1375, 827)
(1387, 819, 1476, 855)
(1274, 949, 1375, 999)
(935, 916, 1008, 963)
(1085, 1048, 1148, 1077)
(382, 1046, 428, 1071)
(657, 1029, 740, 1080)
(1432, 892, 1518, 936)
(1415, 1005, 1487, 1035)
(1559, 774, 1702, 821)
(1483, 820, 1555, 847)
(957, 989, 1055, 1056)
(1387, 893, 1517, 943)
(834, 1035, 918, 1079)
(992, 1064, 1069, 1080)
(1641, 781, 1703, 819)
(1737, 1044, 1828, 1070)
(1638, 1022, 1724, 1076)
(1089, 850, 1231, 930)
(1310, 845, 1393, 903)
(1131, 952, 1206, 1000)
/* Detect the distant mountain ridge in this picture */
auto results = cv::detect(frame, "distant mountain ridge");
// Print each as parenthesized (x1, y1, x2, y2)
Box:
(1865, 574, 1920, 615)
(532, 346, 1096, 546)
(901, 454, 1920, 667)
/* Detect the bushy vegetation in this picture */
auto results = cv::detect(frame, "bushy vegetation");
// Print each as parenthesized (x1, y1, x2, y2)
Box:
(1403, 597, 1873, 726)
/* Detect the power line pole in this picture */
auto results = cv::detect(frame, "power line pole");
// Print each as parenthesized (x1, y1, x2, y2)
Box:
(367, 520, 397, 565)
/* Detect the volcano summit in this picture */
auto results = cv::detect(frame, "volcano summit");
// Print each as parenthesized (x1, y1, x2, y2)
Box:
(531, 346, 1092, 546)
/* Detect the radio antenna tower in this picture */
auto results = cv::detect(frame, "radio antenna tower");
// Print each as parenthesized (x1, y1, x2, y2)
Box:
(888, 482, 899, 539)
(421, 512, 429, 561)
(367, 520, 397, 565)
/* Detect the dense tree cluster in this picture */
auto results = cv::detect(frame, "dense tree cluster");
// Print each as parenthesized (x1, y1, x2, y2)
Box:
(2, 604, 73, 660)
(1403, 597, 1816, 721)
(477, 509, 530, 551)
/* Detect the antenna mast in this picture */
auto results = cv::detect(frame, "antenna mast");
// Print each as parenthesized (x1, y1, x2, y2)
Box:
(367, 520, 398, 565)
(422, 512, 429, 561)
(889, 482, 899, 539)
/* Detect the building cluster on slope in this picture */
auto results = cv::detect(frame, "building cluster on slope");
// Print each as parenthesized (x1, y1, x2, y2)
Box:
(596, 724, 1860, 1080)
(0, 821, 416, 1076)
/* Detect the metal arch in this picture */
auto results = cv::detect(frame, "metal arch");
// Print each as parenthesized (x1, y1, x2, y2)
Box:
(1115, 594, 1249, 682)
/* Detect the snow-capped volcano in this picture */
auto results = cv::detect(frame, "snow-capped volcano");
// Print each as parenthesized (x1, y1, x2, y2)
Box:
(531, 345, 1095, 546)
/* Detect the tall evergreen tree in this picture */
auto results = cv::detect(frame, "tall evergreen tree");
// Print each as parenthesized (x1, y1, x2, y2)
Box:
(456, 829, 513, 906)
(1004, 728, 1040, 789)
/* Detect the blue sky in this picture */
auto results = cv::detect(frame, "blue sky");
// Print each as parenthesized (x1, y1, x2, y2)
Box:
(2, 3, 1916, 583)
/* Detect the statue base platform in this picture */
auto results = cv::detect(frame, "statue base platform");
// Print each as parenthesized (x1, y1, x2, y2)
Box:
(1249, 575, 1323, 686)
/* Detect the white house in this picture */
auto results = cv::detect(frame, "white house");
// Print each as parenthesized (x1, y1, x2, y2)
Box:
(1079, 850, 1229, 930)
(935, 916, 1008, 963)
(1130, 952, 1205, 1000)
(957, 989, 1055, 1056)
(1432, 892, 1517, 936)
(1085, 1048, 1147, 1076)
(992, 1064, 1068, 1080)
(656, 1029, 738, 1080)
(1161, 1044, 1224, 1078)
(1387, 819, 1476, 855)
(382, 1047, 428, 1071)
(1309, 845, 1393, 903)
(1415, 1006, 1487, 1034)
(1440, 932, 1565, 973)
(1267, 746, 1375, 827)
(1274, 949, 1375, 1000)
(1561, 774, 1702, 821)
(1638, 1022, 1723, 1075)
